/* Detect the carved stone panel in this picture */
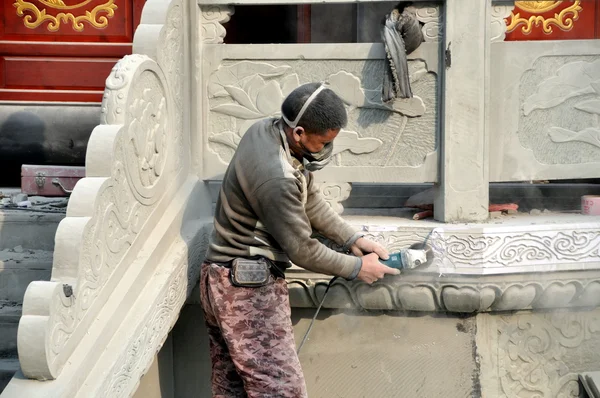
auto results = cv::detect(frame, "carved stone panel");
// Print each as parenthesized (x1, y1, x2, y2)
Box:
(489, 40, 600, 181)
(205, 57, 438, 174)
(519, 56, 600, 165)
(478, 309, 600, 398)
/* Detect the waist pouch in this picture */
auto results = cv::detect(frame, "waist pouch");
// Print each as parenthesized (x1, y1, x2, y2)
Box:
(229, 257, 284, 288)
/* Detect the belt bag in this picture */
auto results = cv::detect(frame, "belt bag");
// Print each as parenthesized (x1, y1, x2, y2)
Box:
(230, 257, 271, 287)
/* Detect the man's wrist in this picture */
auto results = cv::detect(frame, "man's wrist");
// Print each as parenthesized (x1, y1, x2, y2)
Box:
(346, 256, 363, 280)
(342, 232, 365, 252)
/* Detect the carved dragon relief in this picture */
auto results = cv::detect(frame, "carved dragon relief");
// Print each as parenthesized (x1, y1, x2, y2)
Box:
(206, 61, 430, 165)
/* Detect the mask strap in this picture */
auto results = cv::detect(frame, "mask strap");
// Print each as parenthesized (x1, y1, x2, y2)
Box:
(282, 84, 327, 129)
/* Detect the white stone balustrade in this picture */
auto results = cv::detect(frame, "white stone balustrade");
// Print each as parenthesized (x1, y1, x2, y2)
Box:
(4, 0, 600, 397)
(5, 0, 214, 396)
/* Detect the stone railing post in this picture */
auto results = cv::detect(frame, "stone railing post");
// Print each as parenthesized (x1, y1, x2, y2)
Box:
(434, 0, 491, 222)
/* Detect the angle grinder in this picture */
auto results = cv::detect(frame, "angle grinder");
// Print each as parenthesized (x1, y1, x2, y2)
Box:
(380, 243, 433, 270)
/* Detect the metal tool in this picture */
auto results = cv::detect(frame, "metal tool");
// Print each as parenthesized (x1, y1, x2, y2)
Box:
(380, 243, 433, 270)
(296, 243, 433, 355)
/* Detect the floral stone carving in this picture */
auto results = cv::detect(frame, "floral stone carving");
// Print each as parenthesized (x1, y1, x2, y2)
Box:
(207, 61, 430, 163)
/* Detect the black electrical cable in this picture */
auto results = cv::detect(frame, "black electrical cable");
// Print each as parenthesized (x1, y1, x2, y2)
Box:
(296, 276, 338, 355)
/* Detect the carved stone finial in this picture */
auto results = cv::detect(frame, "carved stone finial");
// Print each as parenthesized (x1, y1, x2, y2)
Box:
(201, 5, 234, 44)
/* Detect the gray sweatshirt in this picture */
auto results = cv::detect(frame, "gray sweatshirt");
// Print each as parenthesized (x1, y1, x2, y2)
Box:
(206, 118, 362, 279)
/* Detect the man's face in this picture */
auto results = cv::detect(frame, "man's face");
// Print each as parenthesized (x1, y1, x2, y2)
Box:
(292, 128, 339, 157)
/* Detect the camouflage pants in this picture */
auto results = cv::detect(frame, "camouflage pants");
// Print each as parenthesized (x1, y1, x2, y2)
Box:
(200, 262, 308, 398)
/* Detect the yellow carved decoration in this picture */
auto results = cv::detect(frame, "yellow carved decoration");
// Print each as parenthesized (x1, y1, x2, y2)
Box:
(507, 1, 582, 34)
(13, 0, 117, 32)
(37, 0, 93, 11)
(516, 1, 562, 14)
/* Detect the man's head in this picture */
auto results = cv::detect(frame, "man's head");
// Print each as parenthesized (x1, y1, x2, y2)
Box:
(281, 83, 347, 160)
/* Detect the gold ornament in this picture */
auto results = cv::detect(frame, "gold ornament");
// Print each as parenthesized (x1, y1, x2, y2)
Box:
(515, 1, 563, 14)
(507, 1, 582, 34)
(13, 0, 117, 32)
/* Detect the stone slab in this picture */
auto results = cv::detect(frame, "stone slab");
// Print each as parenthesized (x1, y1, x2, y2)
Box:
(0, 211, 64, 251)
(489, 40, 600, 182)
(0, 304, 21, 358)
(477, 308, 600, 398)
(0, 250, 53, 302)
(292, 309, 478, 397)
(0, 359, 20, 395)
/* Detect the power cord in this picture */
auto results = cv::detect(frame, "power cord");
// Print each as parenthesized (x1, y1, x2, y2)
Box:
(296, 276, 337, 355)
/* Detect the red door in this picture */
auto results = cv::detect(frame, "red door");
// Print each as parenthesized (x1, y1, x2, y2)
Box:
(0, 0, 145, 102)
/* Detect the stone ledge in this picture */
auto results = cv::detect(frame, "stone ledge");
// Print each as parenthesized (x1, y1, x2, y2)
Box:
(287, 269, 600, 312)
(340, 213, 600, 275)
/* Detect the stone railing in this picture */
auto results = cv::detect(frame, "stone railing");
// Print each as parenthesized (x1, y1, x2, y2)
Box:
(6, 0, 214, 396)
(285, 214, 600, 312)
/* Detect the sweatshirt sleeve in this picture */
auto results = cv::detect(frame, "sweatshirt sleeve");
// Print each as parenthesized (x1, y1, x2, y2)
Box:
(305, 174, 362, 249)
(250, 177, 361, 279)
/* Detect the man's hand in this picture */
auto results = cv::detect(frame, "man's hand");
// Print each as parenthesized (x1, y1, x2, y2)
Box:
(357, 253, 400, 284)
(350, 237, 389, 260)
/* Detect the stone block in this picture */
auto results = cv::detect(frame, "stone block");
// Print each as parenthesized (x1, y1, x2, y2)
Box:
(478, 308, 600, 398)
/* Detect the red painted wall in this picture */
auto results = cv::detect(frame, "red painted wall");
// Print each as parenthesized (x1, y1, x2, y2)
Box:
(0, 0, 145, 102)
(505, 0, 599, 41)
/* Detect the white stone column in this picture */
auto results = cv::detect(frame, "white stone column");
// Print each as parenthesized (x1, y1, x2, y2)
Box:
(434, 0, 491, 222)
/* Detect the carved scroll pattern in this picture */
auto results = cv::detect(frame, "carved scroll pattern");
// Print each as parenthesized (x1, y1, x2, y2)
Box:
(316, 182, 351, 214)
(102, 255, 187, 397)
(413, 4, 442, 42)
(507, 0, 582, 35)
(497, 311, 600, 397)
(18, 49, 183, 379)
(201, 5, 234, 43)
(101, 2, 188, 395)
(429, 229, 600, 267)
(490, 4, 513, 42)
(54, 54, 172, 363)
(288, 274, 600, 313)
(158, 1, 185, 171)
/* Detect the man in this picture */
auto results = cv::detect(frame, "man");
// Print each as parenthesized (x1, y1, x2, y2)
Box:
(200, 82, 400, 397)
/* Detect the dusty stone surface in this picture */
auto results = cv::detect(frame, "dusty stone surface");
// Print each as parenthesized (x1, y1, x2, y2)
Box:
(0, 249, 53, 302)
(478, 308, 600, 398)
(0, 210, 64, 251)
(292, 309, 478, 398)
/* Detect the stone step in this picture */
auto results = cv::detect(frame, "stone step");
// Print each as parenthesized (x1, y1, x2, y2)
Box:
(0, 207, 64, 252)
(0, 358, 20, 395)
(0, 250, 53, 303)
(0, 304, 21, 358)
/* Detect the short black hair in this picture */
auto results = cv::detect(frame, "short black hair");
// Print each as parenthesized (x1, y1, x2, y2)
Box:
(281, 83, 348, 135)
